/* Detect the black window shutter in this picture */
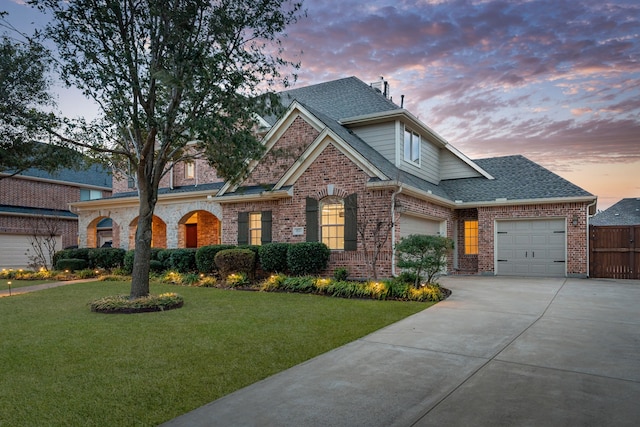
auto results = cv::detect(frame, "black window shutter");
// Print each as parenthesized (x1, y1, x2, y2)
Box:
(306, 197, 318, 242)
(261, 211, 272, 244)
(344, 193, 358, 251)
(238, 212, 249, 245)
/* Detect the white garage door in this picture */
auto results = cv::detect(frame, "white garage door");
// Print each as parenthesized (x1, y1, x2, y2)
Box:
(399, 214, 443, 238)
(496, 219, 566, 277)
(0, 234, 62, 269)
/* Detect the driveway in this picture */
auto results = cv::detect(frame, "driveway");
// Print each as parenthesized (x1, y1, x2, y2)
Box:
(162, 276, 640, 426)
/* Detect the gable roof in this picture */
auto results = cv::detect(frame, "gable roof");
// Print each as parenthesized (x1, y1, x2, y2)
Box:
(591, 198, 640, 226)
(16, 163, 112, 189)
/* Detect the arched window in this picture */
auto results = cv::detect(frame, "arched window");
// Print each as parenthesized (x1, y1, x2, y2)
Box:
(321, 197, 345, 250)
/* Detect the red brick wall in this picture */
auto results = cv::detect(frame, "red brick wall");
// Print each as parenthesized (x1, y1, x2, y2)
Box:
(243, 116, 320, 187)
(0, 176, 80, 210)
(0, 216, 78, 248)
(477, 203, 590, 276)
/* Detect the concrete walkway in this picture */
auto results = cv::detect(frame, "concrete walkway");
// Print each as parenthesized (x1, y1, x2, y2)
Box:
(0, 278, 97, 297)
(162, 276, 640, 426)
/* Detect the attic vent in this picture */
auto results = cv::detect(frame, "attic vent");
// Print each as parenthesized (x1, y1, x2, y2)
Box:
(370, 76, 390, 99)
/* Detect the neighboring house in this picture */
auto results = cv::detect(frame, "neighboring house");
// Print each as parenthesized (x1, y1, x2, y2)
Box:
(591, 198, 640, 226)
(0, 164, 112, 269)
(71, 76, 597, 278)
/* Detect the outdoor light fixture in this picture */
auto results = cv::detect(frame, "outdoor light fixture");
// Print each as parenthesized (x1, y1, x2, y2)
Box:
(572, 215, 579, 226)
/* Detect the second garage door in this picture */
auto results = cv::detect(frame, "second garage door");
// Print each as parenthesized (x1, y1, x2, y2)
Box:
(0, 234, 62, 269)
(496, 219, 566, 277)
(399, 214, 443, 238)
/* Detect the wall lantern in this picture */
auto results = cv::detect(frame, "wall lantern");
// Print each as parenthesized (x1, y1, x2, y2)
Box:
(572, 215, 579, 226)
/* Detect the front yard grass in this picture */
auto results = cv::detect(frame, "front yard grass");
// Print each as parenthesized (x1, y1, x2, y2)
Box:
(0, 280, 429, 426)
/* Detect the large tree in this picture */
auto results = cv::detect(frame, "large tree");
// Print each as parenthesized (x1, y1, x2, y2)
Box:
(29, 0, 303, 297)
(0, 22, 79, 177)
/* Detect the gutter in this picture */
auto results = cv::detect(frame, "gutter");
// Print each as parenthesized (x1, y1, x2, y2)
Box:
(390, 184, 403, 276)
(586, 198, 598, 278)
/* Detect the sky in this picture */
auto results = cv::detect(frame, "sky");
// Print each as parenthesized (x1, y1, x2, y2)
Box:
(2, 0, 639, 210)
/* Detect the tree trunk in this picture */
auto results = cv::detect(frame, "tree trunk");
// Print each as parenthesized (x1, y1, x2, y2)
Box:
(129, 170, 157, 298)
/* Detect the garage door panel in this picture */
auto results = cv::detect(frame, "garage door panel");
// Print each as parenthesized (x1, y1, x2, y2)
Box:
(399, 215, 442, 238)
(0, 234, 61, 269)
(496, 219, 566, 277)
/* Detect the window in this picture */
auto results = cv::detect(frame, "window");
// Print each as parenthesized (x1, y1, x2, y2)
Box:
(404, 127, 420, 164)
(321, 199, 345, 250)
(464, 220, 478, 255)
(80, 189, 102, 201)
(249, 212, 262, 246)
(184, 161, 195, 179)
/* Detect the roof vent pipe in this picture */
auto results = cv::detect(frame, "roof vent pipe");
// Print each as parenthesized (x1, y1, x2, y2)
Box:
(401, 94, 404, 108)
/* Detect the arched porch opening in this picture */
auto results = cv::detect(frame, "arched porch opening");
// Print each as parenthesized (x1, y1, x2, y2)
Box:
(178, 210, 221, 248)
(128, 215, 167, 249)
(87, 216, 118, 248)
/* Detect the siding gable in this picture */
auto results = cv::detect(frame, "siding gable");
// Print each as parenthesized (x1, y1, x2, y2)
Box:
(349, 122, 396, 165)
(440, 149, 483, 180)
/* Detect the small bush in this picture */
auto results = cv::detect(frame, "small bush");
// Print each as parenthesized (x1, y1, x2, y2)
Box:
(149, 260, 165, 273)
(55, 258, 88, 272)
(259, 243, 290, 273)
(281, 276, 315, 293)
(260, 273, 287, 291)
(287, 242, 330, 276)
(195, 245, 235, 273)
(333, 267, 349, 281)
(89, 293, 184, 313)
(182, 273, 201, 286)
(162, 271, 184, 285)
(226, 272, 251, 288)
(123, 250, 135, 274)
(215, 248, 256, 280)
(195, 276, 217, 287)
(75, 269, 98, 279)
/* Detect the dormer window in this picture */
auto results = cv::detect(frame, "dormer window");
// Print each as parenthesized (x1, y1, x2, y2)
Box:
(404, 126, 420, 164)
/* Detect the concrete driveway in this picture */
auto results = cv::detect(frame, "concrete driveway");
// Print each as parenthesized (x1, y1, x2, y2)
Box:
(162, 277, 640, 426)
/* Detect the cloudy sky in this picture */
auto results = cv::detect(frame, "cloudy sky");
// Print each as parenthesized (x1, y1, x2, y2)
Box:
(3, 0, 639, 210)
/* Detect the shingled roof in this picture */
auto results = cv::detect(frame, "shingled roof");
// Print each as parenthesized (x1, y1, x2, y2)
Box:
(439, 155, 594, 202)
(591, 198, 640, 225)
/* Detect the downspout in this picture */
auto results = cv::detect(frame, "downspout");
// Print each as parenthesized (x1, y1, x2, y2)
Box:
(585, 198, 598, 278)
(391, 184, 403, 276)
(169, 161, 174, 190)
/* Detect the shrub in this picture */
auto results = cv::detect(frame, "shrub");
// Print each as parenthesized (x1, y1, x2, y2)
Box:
(287, 242, 330, 276)
(196, 276, 217, 287)
(395, 234, 454, 286)
(195, 245, 235, 273)
(156, 250, 173, 270)
(259, 243, 290, 273)
(182, 273, 201, 286)
(123, 250, 135, 274)
(162, 271, 184, 285)
(168, 249, 198, 273)
(149, 260, 165, 273)
(88, 248, 126, 269)
(260, 273, 287, 291)
(226, 272, 251, 288)
(238, 245, 260, 271)
(215, 248, 255, 280)
(333, 267, 349, 281)
(75, 269, 98, 279)
(53, 248, 91, 267)
(280, 276, 315, 293)
(55, 258, 88, 271)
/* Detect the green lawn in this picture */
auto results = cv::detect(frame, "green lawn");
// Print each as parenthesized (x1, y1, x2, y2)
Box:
(0, 281, 430, 426)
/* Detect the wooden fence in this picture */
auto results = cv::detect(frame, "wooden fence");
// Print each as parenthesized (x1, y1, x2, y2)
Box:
(589, 225, 640, 279)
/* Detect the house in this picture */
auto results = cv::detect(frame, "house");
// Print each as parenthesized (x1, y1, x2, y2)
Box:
(591, 198, 640, 226)
(0, 163, 112, 269)
(71, 76, 597, 278)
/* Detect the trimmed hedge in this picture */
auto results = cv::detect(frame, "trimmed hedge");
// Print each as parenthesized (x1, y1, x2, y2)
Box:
(168, 249, 198, 273)
(259, 243, 290, 273)
(287, 242, 330, 276)
(55, 258, 88, 271)
(88, 248, 126, 269)
(215, 248, 256, 279)
(195, 245, 236, 273)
